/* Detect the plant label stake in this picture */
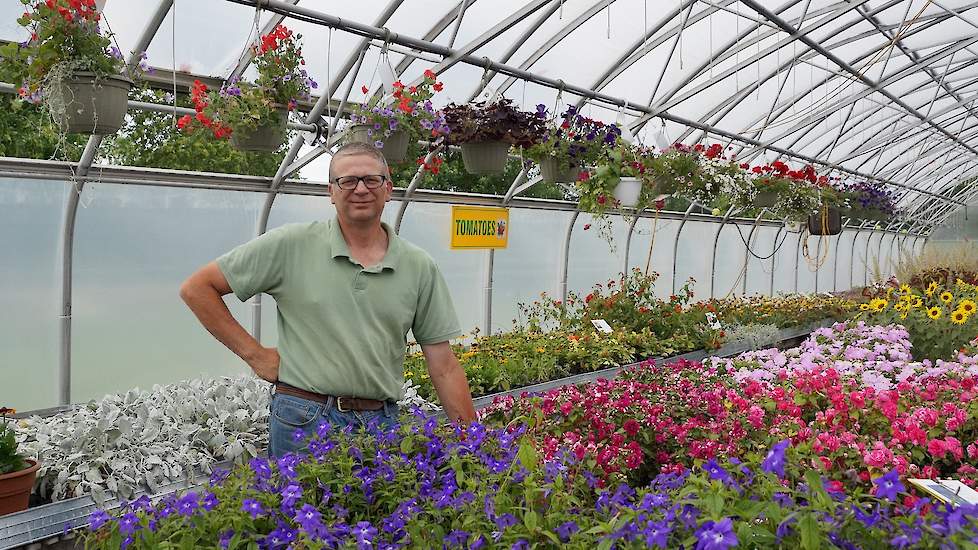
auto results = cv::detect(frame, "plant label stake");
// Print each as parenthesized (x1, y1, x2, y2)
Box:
(591, 319, 613, 334)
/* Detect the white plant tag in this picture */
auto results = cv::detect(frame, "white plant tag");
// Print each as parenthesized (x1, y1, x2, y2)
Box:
(591, 319, 613, 333)
(908, 479, 978, 506)
(379, 54, 396, 93)
(705, 312, 722, 330)
(615, 103, 635, 144)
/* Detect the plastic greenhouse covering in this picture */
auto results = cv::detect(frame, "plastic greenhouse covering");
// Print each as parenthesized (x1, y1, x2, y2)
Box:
(2, 0, 975, 411)
(5, 0, 978, 548)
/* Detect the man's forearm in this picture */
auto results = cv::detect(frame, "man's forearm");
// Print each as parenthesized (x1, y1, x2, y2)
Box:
(180, 284, 261, 362)
(430, 364, 477, 424)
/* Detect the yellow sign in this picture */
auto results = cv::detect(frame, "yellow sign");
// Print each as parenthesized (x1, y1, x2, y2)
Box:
(450, 206, 509, 249)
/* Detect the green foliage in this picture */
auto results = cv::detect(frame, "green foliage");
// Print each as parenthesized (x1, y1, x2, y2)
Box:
(0, 408, 25, 475)
(99, 89, 286, 176)
(0, 97, 84, 160)
(0, 0, 124, 98)
(391, 155, 567, 199)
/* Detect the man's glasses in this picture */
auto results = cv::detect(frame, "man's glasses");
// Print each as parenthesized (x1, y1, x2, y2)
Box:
(332, 175, 387, 190)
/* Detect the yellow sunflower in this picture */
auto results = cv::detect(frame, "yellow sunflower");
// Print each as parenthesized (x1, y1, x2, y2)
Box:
(900, 284, 911, 293)
(869, 298, 889, 312)
(859, 303, 871, 311)
(912, 297, 923, 309)
(927, 307, 942, 320)
(941, 291, 954, 304)
(926, 281, 939, 296)
(951, 310, 969, 325)
(958, 299, 977, 315)
(893, 302, 907, 312)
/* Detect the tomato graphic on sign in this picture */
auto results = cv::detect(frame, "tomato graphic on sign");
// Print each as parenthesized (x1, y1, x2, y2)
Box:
(496, 219, 506, 238)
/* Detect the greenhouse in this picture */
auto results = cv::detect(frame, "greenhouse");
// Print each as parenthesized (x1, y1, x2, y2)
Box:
(2, 0, 978, 547)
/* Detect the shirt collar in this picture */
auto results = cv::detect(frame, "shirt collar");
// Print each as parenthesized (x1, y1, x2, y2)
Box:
(330, 219, 401, 271)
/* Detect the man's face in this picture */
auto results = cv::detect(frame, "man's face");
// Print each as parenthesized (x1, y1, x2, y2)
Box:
(329, 153, 393, 224)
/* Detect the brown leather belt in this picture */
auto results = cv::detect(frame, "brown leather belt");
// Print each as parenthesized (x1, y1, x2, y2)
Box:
(274, 382, 385, 412)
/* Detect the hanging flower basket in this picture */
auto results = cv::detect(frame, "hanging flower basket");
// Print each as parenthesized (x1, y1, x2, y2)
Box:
(612, 177, 643, 208)
(0, 459, 39, 516)
(808, 207, 842, 236)
(753, 190, 780, 208)
(346, 125, 410, 163)
(47, 72, 131, 135)
(230, 107, 288, 153)
(460, 141, 511, 175)
(860, 208, 889, 222)
(539, 157, 579, 184)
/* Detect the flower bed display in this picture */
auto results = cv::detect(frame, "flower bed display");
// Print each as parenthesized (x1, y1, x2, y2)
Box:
(707, 293, 854, 328)
(82, 411, 978, 548)
(483, 322, 978, 490)
(853, 279, 978, 361)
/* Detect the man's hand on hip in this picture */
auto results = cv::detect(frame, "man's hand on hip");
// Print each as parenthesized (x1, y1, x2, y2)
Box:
(247, 346, 280, 382)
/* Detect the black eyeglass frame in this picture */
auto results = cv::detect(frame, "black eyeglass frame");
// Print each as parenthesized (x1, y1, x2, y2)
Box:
(331, 174, 389, 190)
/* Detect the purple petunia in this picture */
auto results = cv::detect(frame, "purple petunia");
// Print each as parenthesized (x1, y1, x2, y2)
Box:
(176, 491, 199, 517)
(643, 519, 671, 548)
(202, 492, 219, 511)
(242, 498, 265, 519)
(88, 509, 111, 531)
(118, 512, 140, 536)
(703, 459, 734, 486)
(219, 529, 235, 549)
(555, 521, 579, 542)
(444, 529, 470, 547)
(694, 517, 738, 550)
(873, 470, 905, 501)
(761, 440, 790, 478)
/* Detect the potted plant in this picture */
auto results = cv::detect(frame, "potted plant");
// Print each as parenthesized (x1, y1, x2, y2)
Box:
(0, 0, 133, 135)
(525, 105, 619, 184)
(577, 141, 658, 244)
(178, 25, 315, 152)
(0, 407, 38, 516)
(649, 144, 707, 205)
(442, 98, 547, 175)
(349, 69, 449, 164)
(846, 180, 897, 222)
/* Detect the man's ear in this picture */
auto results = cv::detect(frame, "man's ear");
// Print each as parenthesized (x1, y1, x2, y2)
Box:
(329, 182, 336, 204)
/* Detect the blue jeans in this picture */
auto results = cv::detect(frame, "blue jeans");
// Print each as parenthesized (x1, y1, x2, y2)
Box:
(268, 392, 400, 457)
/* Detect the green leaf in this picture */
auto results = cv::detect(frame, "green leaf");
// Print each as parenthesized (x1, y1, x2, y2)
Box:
(516, 439, 538, 470)
(525, 510, 538, 532)
(798, 513, 821, 550)
(399, 437, 413, 455)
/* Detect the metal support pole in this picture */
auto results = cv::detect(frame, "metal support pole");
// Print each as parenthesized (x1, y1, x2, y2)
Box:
(832, 223, 849, 292)
(623, 215, 641, 276)
(57, 0, 173, 406)
(769, 225, 784, 296)
(483, 249, 494, 335)
(793, 230, 805, 293)
(710, 207, 736, 299)
(559, 211, 581, 305)
(740, 213, 764, 295)
(671, 203, 697, 294)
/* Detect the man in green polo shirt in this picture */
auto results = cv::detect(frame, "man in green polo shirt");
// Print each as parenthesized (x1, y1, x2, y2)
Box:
(179, 142, 476, 457)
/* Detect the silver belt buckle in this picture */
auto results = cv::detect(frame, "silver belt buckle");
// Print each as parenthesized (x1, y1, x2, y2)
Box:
(336, 397, 350, 412)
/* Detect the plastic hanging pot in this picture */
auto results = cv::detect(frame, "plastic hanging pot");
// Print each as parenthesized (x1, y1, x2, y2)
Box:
(808, 207, 842, 236)
(753, 190, 779, 208)
(346, 124, 409, 163)
(48, 72, 132, 135)
(460, 141, 510, 175)
(0, 460, 39, 516)
(231, 107, 289, 153)
(612, 177, 643, 208)
(539, 157, 580, 183)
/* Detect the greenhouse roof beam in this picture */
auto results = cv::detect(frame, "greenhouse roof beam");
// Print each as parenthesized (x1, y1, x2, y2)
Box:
(392, 1, 477, 79)
(228, 0, 301, 81)
(678, 1, 971, 145)
(741, 0, 978, 159)
(734, 37, 978, 166)
(222, 0, 965, 206)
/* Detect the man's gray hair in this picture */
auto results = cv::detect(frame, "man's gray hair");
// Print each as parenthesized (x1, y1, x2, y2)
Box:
(328, 142, 390, 181)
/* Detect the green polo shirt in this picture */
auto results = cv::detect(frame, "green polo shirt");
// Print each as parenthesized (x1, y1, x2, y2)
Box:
(216, 219, 461, 401)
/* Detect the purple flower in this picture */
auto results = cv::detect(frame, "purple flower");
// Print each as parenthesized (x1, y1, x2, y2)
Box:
(703, 459, 734, 486)
(281, 483, 303, 511)
(118, 512, 140, 536)
(511, 540, 529, 550)
(536, 104, 547, 118)
(109, 46, 123, 59)
(278, 453, 301, 479)
(202, 492, 219, 511)
(87, 509, 111, 531)
(444, 529, 470, 547)
(177, 492, 199, 517)
(853, 504, 881, 528)
(873, 470, 904, 501)
(775, 517, 796, 542)
(761, 440, 790, 478)
(219, 529, 235, 549)
(374, 140, 384, 149)
(292, 429, 305, 443)
(354, 521, 378, 547)
(250, 457, 272, 481)
(242, 498, 265, 519)
(694, 517, 738, 550)
(296, 503, 325, 535)
(679, 504, 700, 529)
(555, 521, 579, 542)
(643, 520, 671, 548)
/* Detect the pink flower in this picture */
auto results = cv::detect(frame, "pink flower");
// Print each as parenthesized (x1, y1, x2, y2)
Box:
(927, 438, 947, 459)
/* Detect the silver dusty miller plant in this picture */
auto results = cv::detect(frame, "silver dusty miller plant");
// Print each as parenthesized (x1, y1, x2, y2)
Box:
(724, 323, 783, 351)
(14, 375, 271, 505)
